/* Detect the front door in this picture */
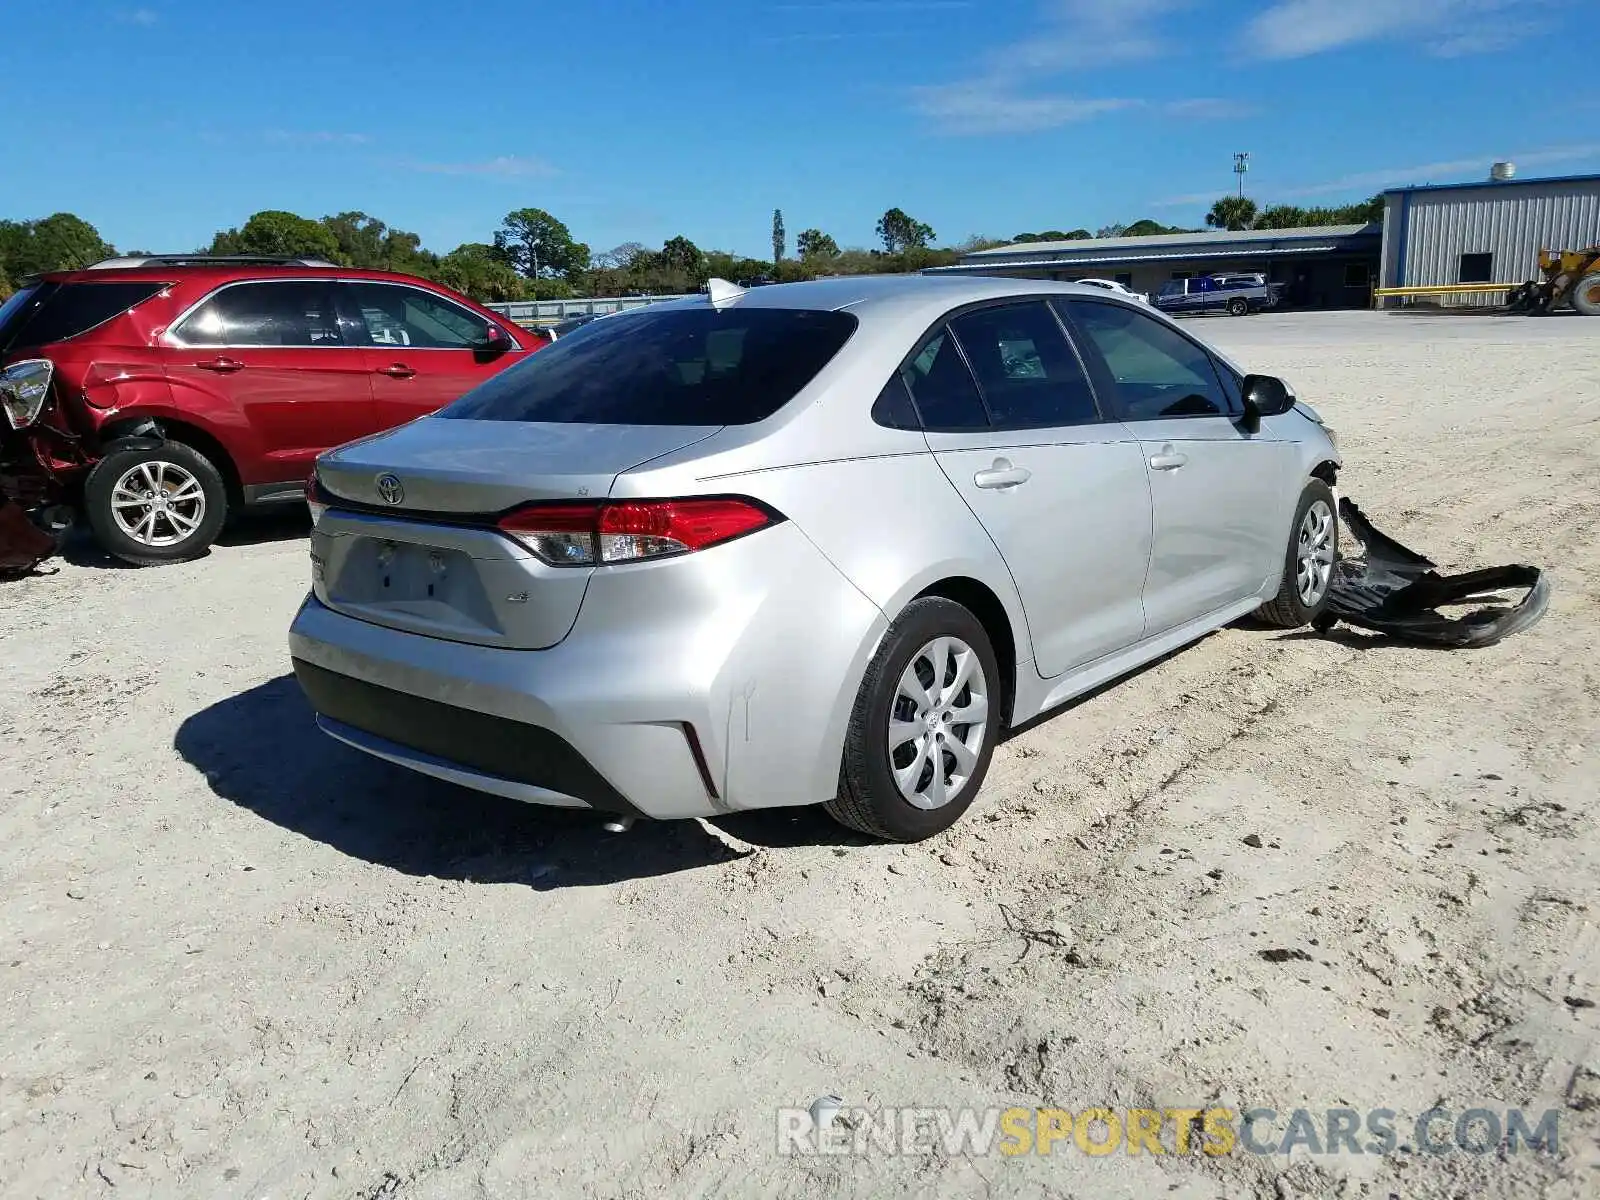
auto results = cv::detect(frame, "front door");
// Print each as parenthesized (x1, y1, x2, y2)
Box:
(1062, 298, 1293, 635)
(165, 279, 379, 487)
(906, 301, 1153, 678)
(341, 282, 526, 428)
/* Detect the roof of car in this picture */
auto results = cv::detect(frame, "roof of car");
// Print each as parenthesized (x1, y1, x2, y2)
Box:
(646, 273, 1120, 325)
(38, 258, 458, 288)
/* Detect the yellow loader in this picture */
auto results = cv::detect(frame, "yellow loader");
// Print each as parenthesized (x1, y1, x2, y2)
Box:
(1505, 247, 1600, 315)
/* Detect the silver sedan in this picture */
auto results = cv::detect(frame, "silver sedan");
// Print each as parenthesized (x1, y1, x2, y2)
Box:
(289, 275, 1339, 841)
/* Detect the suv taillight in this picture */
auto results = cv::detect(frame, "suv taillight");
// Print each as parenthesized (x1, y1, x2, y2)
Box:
(498, 497, 780, 566)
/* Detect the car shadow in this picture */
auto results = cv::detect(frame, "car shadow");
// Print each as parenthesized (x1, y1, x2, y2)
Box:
(173, 676, 862, 890)
(54, 508, 312, 569)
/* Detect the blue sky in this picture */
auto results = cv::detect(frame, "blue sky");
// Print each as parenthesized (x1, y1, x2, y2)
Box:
(3, 0, 1595, 258)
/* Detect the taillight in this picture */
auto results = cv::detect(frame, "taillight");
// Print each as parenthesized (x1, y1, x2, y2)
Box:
(497, 497, 780, 566)
(306, 468, 328, 525)
(0, 359, 54, 430)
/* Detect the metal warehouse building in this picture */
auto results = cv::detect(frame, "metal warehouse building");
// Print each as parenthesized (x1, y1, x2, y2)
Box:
(929, 225, 1382, 308)
(1379, 170, 1600, 306)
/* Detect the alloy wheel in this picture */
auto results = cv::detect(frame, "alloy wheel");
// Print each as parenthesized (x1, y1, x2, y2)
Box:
(1296, 498, 1336, 606)
(888, 636, 990, 810)
(110, 461, 207, 548)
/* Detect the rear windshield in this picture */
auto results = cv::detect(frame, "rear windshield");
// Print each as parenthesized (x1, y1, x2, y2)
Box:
(441, 305, 858, 425)
(0, 281, 166, 351)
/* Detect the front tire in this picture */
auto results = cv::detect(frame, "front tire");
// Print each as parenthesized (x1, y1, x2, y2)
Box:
(84, 443, 228, 566)
(1572, 272, 1600, 317)
(826, 597, 1002, 842)
(1254, 479, 1338, 628)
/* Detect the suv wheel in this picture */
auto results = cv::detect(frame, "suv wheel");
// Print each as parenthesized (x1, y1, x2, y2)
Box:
(84, 443, 228, 565)
(826, 597, 1001, 842)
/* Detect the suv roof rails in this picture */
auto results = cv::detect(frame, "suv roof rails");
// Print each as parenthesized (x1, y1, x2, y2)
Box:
(85, 254, 340, 270)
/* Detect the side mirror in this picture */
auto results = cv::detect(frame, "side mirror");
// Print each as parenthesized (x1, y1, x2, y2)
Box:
(481, 323, 514, 354)
(1238, 374, 1295, 433)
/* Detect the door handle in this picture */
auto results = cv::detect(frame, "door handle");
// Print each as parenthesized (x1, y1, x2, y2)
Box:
(973, 458, 1031, 490)
(195, 356, 244, 373)
(375, 363, 416, 379)
(1148, 445, 1188, 471)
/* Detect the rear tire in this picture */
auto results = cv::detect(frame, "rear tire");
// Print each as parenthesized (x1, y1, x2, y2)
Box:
(825, 597, 1002, 842)
(1227, 297, 1249, 316)
(1572, 272, 1600, 316)
(1254, 479, 1338, 628)
(84, 442, 228, 566)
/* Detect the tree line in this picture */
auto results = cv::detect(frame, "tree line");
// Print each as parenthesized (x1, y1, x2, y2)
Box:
(1, 194, 1387, 304)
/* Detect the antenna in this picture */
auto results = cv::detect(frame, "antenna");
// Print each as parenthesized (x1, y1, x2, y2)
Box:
(1233, 152, 1250, 198)
(705, 278, 747, 310)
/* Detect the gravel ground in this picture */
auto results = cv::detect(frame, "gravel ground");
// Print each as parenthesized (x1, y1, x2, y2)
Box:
(2, 310, 1598, 1199)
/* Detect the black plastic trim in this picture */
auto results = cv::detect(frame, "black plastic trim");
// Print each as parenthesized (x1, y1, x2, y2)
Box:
(291, 658, 646, 816)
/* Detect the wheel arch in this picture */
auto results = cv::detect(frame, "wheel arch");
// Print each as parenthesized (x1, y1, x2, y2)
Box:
(98, 414, 244, 507)
(908, 574, 1023, 728)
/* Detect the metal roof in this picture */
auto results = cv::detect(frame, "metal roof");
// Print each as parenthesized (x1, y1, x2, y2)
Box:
(927, 244, 1352, 274)
(964, 223, 1377, 261)
(1382, 171, 1600, 197)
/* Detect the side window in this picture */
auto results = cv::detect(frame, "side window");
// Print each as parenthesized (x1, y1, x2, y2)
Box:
(899, 327, 989, 431)
(871, 374, 921, 430)
(345, 283, 492, 349)
(175, 282, 344, 347)
(947, 302, 1099, 428)
(1061, 300, 1230, 421)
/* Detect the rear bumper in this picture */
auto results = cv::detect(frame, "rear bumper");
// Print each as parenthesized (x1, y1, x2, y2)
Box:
(286, 519, 888, 820)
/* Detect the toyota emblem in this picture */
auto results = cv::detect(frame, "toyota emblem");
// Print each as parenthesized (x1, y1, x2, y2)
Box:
(375, 473, 405, 505)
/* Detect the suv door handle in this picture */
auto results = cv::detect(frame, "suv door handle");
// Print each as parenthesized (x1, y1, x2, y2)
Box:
(375, 363, 416, 379)
(974, 458, 1031, 489)
(1148, 446, 1188, 471)
(195, 356, 244, 373)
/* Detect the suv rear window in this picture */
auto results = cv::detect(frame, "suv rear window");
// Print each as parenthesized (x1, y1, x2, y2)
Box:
(441, 306, 857, 426)
(0, 282, 166, 350)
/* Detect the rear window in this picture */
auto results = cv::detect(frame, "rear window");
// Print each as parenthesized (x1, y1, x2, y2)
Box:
(1, 281, 166, 349)
(441, 306, 858, 426)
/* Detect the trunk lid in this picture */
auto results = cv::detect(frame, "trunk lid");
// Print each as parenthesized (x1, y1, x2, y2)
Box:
(313, 417, 720, 649)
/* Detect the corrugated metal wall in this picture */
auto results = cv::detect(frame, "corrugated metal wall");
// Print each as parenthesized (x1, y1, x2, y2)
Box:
(1396, 182, 1600, 299)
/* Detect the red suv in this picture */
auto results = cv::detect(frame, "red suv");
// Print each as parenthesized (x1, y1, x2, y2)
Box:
(0, 255, 546, 564)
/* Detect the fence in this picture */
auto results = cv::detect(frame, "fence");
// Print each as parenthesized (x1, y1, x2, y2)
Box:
(484, 293, 694, 327)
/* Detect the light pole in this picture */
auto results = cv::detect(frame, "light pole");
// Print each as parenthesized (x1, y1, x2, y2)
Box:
(1233, 152, 1250, 198)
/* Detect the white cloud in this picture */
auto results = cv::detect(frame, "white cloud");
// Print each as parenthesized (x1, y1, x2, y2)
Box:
(1245, 0, 1548, 59)
(407, 155, 559, 178)
(910, 0, 1239, 134)
(912, 85, 1137, 135)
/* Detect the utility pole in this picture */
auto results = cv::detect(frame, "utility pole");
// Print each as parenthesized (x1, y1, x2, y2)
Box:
(1233, 152, 1250, 198)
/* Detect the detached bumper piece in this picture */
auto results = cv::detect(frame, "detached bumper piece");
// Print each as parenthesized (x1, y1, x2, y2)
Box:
(0, 495, 59, 578)
(1315, 498, 1550, 648)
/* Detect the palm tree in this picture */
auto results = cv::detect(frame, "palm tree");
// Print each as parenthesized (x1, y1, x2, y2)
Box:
(1206, 196, 1259, 232)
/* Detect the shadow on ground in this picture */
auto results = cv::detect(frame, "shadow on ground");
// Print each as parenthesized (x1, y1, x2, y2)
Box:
(61, 508, 312, 569)
(174, 676, 862, 890)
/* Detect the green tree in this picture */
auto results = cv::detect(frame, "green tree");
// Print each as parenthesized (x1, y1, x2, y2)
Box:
(772, 209, 786, 265)
(1095, 223, 1128, 239)
(796, 229, 839, 261)
(1253, 204, 1309, 230)
(435, 243, 527, 301)
(493, 208, 589, 282)
(1205, 196, 1259, 231)
(210, 210, 341, 260)
(875, 208, 935, 253)
(0, 213, 114, 280)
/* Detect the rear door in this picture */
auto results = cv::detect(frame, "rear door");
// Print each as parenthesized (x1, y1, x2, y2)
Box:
(165, 280, 379, 486)
(910, 300, 1153, 678)
(342, 281, 529, 427)
(1062, 298, 1293, 635)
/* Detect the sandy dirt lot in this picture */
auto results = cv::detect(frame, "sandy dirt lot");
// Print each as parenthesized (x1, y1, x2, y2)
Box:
(2, 311, 1598, 1199)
